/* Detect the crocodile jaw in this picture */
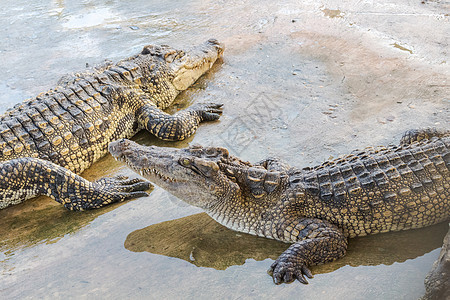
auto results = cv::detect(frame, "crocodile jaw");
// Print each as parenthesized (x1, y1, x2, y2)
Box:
(108, 139, 230, 209)
(109, 139, 184, 187)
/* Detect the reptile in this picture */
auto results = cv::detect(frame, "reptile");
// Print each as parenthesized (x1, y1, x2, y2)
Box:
(109, 128, 449, 284)
(0, 39, 224, 211)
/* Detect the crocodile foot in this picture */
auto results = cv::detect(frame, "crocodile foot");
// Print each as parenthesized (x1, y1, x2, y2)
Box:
(268, 255, 314, 285)
(189, 103, 223, 121)
(94, 176, 152, 202)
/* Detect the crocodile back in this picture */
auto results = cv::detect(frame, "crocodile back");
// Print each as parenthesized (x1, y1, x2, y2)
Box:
(0, 77, 138, 174)
(290, 136, 449, 237)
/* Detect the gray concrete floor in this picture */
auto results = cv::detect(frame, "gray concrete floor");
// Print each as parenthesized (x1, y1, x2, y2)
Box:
(0, 0, 449, 299)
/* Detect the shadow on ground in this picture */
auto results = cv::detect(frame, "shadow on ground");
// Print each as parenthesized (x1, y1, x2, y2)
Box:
(125, 212, 448, 272)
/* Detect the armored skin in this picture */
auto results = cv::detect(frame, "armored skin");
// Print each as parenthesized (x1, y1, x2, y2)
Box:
(0, 39, 224, 210)
(109, 129, 449, 284)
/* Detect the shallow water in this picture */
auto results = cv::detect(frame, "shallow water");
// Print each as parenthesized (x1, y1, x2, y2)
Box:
(1, 0, 449, 299)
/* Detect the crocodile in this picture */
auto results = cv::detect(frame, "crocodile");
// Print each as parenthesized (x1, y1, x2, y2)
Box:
(0, 39, 224, 211)
(109, 128, 449, 284)
(422, 224, 449, 300)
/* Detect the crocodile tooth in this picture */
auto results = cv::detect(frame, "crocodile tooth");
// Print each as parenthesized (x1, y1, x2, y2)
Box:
(247, 176, 262, 182)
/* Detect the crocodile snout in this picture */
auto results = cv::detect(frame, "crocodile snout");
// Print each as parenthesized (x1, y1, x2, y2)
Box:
(108, 139, 131, 159)
(207, 38, 225, 55)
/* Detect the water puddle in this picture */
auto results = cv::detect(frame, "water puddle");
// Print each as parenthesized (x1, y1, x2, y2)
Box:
(125, 212, 448, 272)
(63, 7, 121, 29)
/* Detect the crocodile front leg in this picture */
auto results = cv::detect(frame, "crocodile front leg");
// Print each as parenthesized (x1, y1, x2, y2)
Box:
(268, 218, 348, 284)
(136, 103, 223, 141)
(0, 158, 151, 210)
(256, 157, 291, 172)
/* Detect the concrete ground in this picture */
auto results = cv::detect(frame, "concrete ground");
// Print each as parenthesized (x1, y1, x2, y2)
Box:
(0, 0, 449, 299)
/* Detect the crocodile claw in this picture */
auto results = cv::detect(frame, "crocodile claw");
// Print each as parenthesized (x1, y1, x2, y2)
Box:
(189, 103, 223, 122)
(268, 257, 313, 285)
(94, 176, 153, 201)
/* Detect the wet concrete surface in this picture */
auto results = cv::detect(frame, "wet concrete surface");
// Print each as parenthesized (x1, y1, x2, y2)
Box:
(1, 0, 449, 299)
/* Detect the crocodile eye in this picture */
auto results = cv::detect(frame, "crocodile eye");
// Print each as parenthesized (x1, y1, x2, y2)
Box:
(205, 148, 216, 156)
(180, 158, 191, 166)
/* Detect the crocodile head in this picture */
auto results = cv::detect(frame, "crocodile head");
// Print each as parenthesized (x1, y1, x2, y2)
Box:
(167, 39, 224, 91)
(134, 39, 224, 105)
(109, 139, 287, 210)
(109, 139, 237, 209)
